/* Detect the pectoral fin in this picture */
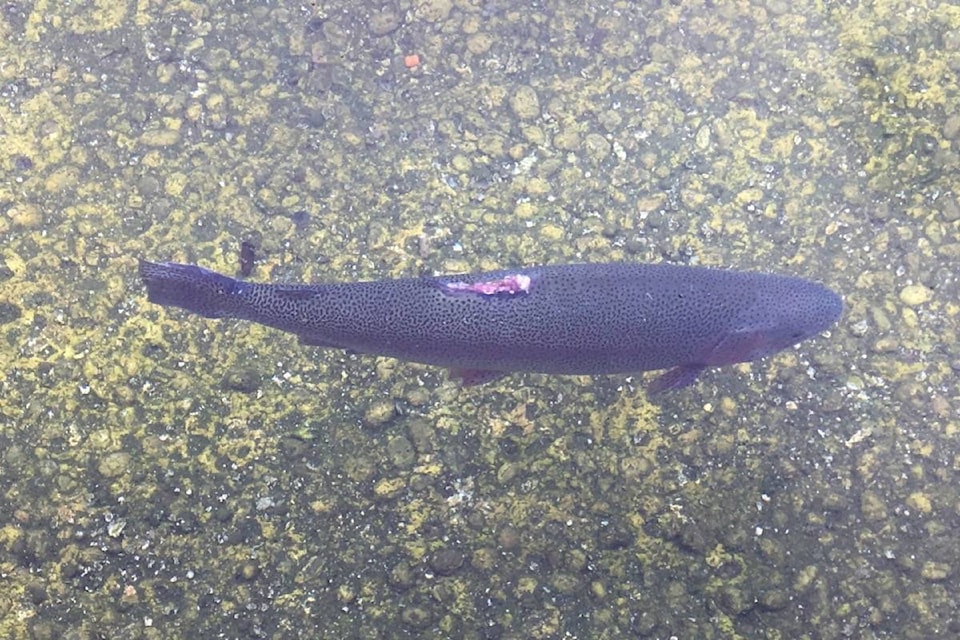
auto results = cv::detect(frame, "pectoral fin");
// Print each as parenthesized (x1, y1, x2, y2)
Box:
(450, 368, 508, 387)
(647, 364, 706, 394)
(705, 327, 769, 366)
(297, 334, 338, 348)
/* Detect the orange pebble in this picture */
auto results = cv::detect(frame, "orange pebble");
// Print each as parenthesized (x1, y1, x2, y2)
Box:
(404, 54, 420, 68)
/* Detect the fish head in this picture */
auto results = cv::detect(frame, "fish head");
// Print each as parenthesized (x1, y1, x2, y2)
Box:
(706, 278, 843, 366)
(140, 260, 246, 319)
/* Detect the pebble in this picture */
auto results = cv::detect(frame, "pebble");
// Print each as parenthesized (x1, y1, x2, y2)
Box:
(390, 561, 415, 589)
(471, 547, 497, 570)
(921, 561, 953, 582)
(758, 588, 789, 611)
(467, 33, 493, 55)
(416, 0, 451, 22)
(429, 548, 464, 575)
(220, 367, 262, 393)
(498, 525, 520, 551)
(944, 114, 960, 140)
(565, 549, 587, 572)
(368, 9, 401, 36)
(362, 399, 396, 429)
(906, 492, 933, 514)
(940, 194, 960, 222)
(386, 435, 415, 468)
(497, 461, 520, 484)
(97, 452, 131, 478)
(598, 109, 622, 132)
(406, 418, 435, 454)
(139, 175, 161, 196)
(401, 606, 432, 629)
(7, 203, 42, 229)
(695, 124, 712, 150)
(860, 490, 887, 521)
(373, 477, 406, 499)
(237, 562, 261, 581)
(510, 85, 541, 121)
(550, 573, 582, 595)
(0, 302, 22, 324)
(140, 127, 180, 147)
(26, 581, 47, 605)
(899, 284, 933, 306)
(597, 522, 634, 550)
(718, 585, 753, 615)
(554, 128, 581, 151)
(591, 580, 606, 599)
(583, 133, 610, 162)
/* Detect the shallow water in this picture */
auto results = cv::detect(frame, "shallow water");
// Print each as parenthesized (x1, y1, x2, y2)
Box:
(0, 1, 957, 638)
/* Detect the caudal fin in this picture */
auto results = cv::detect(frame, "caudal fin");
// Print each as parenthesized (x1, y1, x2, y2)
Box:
(138, 260, 246, 319)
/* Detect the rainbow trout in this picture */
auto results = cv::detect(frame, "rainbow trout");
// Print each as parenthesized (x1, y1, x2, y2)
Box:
(138, 260, 841, 392)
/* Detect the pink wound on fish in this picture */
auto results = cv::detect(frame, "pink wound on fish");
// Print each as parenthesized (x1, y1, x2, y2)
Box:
(442, 274, 532, 296)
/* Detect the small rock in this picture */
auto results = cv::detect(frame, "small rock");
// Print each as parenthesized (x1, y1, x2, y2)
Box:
(373, 477, 406, 499)
(821, 492, 849, 512)
(943, 114, 960, 140)
(368, 9, 401, 36)
(940, 194, 960, 221)
(899, 284, 933, 307)
(429, 548, 464, 575)
(861, 490, 888, 521)
(139, 175, 161, 196)
(0, 302, 22, 324)
(718, 585, 753, 615)
(406, 418, 435, 454)
(363, 399, 396, 429)
(758, 588, 789, 611)
(550, 573, 583, 595)
(467, 32, 493, 55)
(97, 452, 131, 478)
(906, 492, 933, 514)
(591, 580, 607, 599)
(237, 562, 261, 581)
(695, 124, 712, 150)
(401, 606, 433, 629)
(921, 561, 953, 582)
(7, 203, 42, 229)
(498, 525, 520, 551)
(390, 561, 415, 589)
(140, 126, 180, 147)
(584, 133, 610, 162)
(12, 154, 33, 172)
(416, 0, 452, 23)
(554, 128, 581, 151)
(597, 522, 634, 550)
(510, 85, 541, 121)
(26, 581, 47, 605)
(386, 435, 415, 468)
(221, 367, 262, 393)
(471, 547, 497, 571)
(565, 549, 587, 572)
(497, 461, 520, 484)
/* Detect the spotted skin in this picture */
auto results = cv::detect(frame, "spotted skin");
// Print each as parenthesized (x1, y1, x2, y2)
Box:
(138, 260, 842, 391)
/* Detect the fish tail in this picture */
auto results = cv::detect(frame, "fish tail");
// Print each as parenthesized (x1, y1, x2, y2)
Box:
(138, 259, 248, 319)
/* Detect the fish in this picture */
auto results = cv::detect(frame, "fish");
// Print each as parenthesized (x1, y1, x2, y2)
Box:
(138, 259, 842, 392)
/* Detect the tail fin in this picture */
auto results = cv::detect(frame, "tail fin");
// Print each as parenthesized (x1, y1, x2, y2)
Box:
(139, 260, 247, 319)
